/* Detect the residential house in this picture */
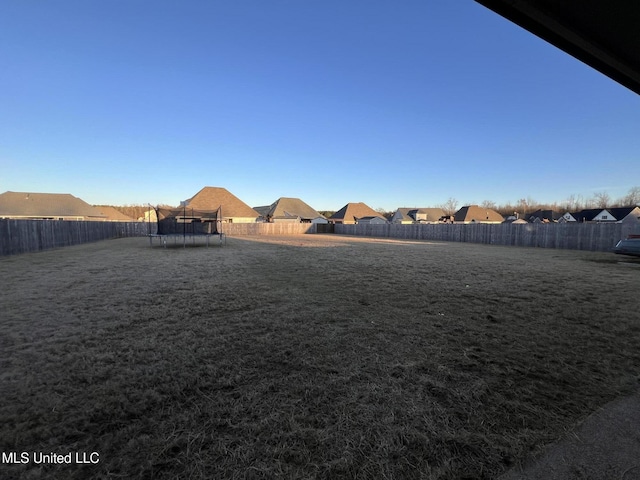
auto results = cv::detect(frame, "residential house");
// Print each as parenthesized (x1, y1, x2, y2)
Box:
(0, 191, 107, 220)
(503, 216, 528, 224)
(564, 208, 607, 222)
(561, 207, 640, 223)
(356, 216, 389, 225)
(141, 209, 158, 223)
(329, 202, 386, 224)
(607, 206, 640, 223)
(560, 211, 583, 222)
(527, 209, 562, 223)
(254, 197, 328, 224)
(253, 205, 271, 222)
(184, 187, 259, 223)
(453, 205, 504, 224)
(95, 206, 136, 222)
(391, 207, 446, 224)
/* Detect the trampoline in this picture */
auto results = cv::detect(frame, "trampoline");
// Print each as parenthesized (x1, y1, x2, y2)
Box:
(148, 205, 225, 248)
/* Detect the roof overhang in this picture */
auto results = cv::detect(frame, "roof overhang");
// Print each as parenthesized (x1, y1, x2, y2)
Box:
(475, 0, 640, 95)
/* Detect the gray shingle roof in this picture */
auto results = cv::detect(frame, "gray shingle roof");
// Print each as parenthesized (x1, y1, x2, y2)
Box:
(569, 209, 602, 222)
(607, 207, 640, 221)
(393, 207, 446, 222)
(527, 209, 562, 222)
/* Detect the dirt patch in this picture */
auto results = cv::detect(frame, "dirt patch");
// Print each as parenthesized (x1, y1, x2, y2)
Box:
(498, 390, 640, 480)
(1, 234, 639, 479)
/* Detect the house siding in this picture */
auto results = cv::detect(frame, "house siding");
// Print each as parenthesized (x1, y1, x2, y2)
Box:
(592, 210, 613, 222)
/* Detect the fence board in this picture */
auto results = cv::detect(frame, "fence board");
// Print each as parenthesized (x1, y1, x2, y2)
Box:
(334, 222, 637, 252)
(0, 220, 319, 256)
(5, 219, 633, 255)
(222, 223, 317, 236)
(0, 220, 150, 256)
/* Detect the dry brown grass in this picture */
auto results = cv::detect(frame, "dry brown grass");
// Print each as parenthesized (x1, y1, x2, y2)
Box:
(1, 234, 639, 479)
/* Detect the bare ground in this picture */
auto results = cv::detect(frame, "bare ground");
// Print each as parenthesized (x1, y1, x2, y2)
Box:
(0, 234, 639, 479)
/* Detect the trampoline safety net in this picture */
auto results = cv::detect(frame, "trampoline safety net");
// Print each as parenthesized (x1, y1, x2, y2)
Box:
(155, 207, 220, 235)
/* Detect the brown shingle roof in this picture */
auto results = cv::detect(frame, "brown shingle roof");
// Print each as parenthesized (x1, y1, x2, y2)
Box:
(264, 197, 325, 221)
(0, 191, 106, 219)
(329, 202, 385, 223)
(454, 205, 504, 223)
(94, 206, 136, 221)
(185, 187, 259, 219)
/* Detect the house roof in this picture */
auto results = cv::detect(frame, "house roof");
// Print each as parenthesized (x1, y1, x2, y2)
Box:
(329, 202, 385, 222)
(527, 209, 562, 222)
(94, 206, 136, 221)
(261, 197, 325, 221)
(253, 205, 271, 217)
(393, 208, 415, 221)
(569, 209, 603, 222)
(394, 207, 447, 222)
(607, 207, 640, 221)
(358, 216, 388, 223)
(0, 191, 106, 219)
(185, 187, 259, 218)
(454, 205, 504, 223)
(413, 207, 446, 221)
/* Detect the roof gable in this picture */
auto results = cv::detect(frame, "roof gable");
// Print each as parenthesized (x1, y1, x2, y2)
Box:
(527, 209, 562, 222)
(186, 187, 259, 218)
(413, 208, 447, 222)
(391, 208, 413, 222)
(330, 202, 385, 222)
(392, 207, 447, 222)
(569, 209, 604, 222)
(454, 205, 504, 223)
(607, 206, 640, 221)
(266, 197, 325, 220)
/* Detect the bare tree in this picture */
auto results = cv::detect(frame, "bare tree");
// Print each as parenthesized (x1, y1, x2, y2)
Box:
(590, 191, 611, 209)
(480, 199, 497, 210)
(562, 194, 584, 212)
(516, 198, 529, 217)
(439, 197, 458, 216)
(375, 208, 393, 220)
(620, 186, 640, 206)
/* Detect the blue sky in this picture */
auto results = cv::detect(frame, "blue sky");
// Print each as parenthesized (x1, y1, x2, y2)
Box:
(1, 1, 639, 211)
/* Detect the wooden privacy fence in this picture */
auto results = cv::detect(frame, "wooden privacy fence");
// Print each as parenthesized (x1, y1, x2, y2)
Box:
(0, 220, 150, 256)
(221, 223, 317, 236)
(0, 220, 319, 255)
(6, 219, 631, 254)
(335, 222, 637, 252)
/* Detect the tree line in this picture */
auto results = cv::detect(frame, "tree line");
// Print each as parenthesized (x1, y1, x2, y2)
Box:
(452, 186, 640, 217)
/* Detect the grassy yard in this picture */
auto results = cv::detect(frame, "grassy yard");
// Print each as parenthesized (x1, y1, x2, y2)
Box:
(1, 234, 639, 479)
